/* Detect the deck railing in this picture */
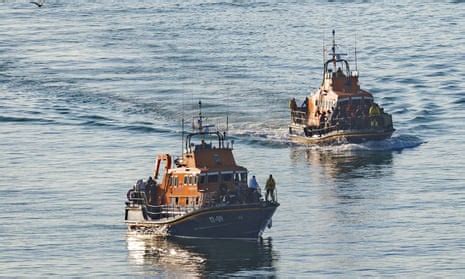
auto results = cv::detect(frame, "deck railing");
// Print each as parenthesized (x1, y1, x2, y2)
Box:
(291, 110, 307, 125)
(127, 187, 278, 221)
(290, 111, 393, 133)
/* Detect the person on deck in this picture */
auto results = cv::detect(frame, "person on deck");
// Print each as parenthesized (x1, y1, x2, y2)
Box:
(248, 175, 260, 202)
(369, 103, 381, 116)
(265, 174, 276, 202)
(249, 175, 258, 189)
(289, 98, 298, 111)
(319, 112, 327, 128)
(369, 103, 381, 127)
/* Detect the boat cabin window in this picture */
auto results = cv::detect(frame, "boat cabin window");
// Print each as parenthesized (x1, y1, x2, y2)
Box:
(199, 174, 206, 185)
(169, 176, 178, 187)
(171, 197, 179, 205)
(222, 173, 232, 182)
(241, 172, 247, 182)
(234, 171, 247, 183)
(181, 174, 198, 186)
(208, 173, 219, 183)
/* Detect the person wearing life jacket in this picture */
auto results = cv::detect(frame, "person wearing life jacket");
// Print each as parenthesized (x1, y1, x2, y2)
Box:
(265, 174, 276, 202)
(369, 103, 381, 127)
(369, 103, 381, 116)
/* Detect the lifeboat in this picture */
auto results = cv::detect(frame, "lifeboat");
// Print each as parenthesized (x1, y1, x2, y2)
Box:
(289, 30, 395, 144)
(125, 101, 279, 239)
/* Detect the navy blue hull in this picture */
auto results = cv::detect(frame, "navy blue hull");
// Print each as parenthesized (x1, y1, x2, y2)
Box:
(128, 203, 279, 239)
(166, 204, 278, 239)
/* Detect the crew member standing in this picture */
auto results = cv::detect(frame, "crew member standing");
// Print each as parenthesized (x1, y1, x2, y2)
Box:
(265, 174, 276, 202)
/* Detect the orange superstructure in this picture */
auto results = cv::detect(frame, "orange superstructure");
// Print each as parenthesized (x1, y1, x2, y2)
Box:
(150, 131, 248, 208)
(289, 30, 394, 144)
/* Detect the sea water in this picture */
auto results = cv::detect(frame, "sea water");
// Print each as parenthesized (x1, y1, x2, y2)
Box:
(1, 0, 464, 277)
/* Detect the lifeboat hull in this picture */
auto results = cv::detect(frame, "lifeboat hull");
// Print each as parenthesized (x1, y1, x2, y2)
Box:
(289, 126, 394, 145)
(126, 203, 279, 239)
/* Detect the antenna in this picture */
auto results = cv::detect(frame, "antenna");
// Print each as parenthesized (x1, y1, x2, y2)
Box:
(226, 87, 230, 134)
(181, 90, 185, 156)
(198, 100, 204, 139)
(354, 33, 358, 72)
(332, 29, 336, 71)
(322, 35, 327, 84)
(181, 117, 184, 155)
(323, 36, 326, 66)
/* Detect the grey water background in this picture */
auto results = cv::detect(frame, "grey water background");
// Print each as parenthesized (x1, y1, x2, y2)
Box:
(1, 0, 464, 277)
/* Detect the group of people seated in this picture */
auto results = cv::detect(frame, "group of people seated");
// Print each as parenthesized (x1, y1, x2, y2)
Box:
(292, 100, 391, 131)
(316, 102, 391, 130)
(290, 97, 391, 128)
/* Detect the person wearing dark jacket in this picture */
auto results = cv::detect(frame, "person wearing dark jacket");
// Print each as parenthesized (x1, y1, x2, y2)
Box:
(265, 174, 276, 202)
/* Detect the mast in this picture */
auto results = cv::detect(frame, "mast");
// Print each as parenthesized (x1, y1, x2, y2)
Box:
(181, 88, 185, 157)
(198, 100, 203, 132)
(181, 117, 184, 156)
(354, 33, 358, 72)
(323, 33, 326, 67)
(198, 100, 205, 141)
(332, 29, 336, 71)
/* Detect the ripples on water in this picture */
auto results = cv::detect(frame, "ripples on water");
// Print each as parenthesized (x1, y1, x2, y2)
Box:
(127, 235, 277, 277)
(1, 0, 465, 277)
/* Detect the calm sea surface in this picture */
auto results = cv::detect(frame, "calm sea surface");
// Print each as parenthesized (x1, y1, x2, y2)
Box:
(1, 0, 465, 277)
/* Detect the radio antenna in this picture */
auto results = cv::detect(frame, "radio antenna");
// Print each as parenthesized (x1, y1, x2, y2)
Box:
(354, 32, 358, 72)
(181, 116, 184, 156)
(323, 36, 326, 66)
(226, 88, 230, 134)
(181, 91, 185, 156)
(332, 29, 336, 71)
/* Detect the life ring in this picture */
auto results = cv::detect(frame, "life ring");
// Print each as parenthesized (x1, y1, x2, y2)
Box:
(127, 189, 135, 201)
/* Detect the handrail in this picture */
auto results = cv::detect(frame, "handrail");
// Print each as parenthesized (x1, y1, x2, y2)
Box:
(291, 112, 393, 132)
(186, 131, 225, 152)
(127, 188, 271, 221)
(291, 110, 307, 125)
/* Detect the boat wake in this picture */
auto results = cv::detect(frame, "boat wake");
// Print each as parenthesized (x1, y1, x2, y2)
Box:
(229, 126, 289, 148)
(226, 122, 423, 151)
(306, 134, 424, 152)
